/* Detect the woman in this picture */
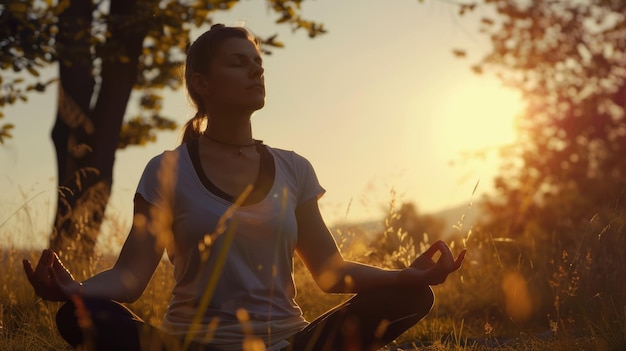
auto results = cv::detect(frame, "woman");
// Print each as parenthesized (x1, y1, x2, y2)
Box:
(23, 24, 465, 351)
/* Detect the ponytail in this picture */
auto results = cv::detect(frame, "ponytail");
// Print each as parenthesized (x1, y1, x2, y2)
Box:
(180, 111, 207, 144)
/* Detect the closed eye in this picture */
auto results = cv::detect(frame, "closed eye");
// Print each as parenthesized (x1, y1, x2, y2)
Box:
(229, 53, 263, 68)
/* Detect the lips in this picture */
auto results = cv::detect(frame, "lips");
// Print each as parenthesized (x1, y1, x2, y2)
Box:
(247, 83, 265, 91)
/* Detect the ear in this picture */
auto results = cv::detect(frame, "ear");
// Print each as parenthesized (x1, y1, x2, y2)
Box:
(190, 73, 211, 96)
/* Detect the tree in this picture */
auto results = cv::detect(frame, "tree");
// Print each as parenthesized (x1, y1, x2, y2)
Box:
(0, 0, 325, 272)
(460, 0, 626, 323)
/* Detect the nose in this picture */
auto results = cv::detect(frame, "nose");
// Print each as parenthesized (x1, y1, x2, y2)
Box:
(250, 62, 264, 78)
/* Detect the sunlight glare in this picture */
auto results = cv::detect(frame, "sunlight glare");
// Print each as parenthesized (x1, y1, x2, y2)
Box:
(407, 79, 523, 161)
(440, 82, 521, 154)
(444, 84, 520, 151)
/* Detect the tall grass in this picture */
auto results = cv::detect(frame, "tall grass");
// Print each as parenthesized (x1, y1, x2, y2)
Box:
(1, 192, 625, 350)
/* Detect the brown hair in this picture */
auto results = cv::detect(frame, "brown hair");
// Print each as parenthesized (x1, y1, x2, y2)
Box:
(180, 24, 259, 143)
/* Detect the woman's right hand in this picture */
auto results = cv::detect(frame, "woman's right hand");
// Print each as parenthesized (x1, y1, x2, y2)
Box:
(23, 249, 82, 302)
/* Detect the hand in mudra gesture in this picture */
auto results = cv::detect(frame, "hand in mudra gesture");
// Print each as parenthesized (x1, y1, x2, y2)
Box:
(403, 240, 466, 286)
(23, 249, 82, 302)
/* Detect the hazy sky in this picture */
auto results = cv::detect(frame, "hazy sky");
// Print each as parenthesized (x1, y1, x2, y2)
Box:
(0, 0, 524, 248)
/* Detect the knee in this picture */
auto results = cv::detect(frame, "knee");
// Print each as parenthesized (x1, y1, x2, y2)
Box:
(55, 298, 119, 346)
(55, 298, 144, 351)
(56, 301, 82, 346)
(56, 301, 76, 322)
(409, 285, 435, 317)
(422, 285, 435, 312)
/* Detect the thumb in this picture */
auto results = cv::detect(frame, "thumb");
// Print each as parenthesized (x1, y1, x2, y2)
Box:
(22, 259, 39, 288)
(23, 259, 34, 278)
(453, 250, 467, 270)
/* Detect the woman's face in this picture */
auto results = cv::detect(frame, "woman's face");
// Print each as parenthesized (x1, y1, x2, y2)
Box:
(201, 37, 265, 113)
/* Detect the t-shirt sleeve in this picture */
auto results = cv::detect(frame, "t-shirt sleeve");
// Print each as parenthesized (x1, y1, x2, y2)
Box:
(292, 152, 326, 205)
(135, 150, 179, 210)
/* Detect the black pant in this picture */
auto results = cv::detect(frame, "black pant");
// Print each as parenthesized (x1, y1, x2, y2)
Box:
(56, 286, 434, 351)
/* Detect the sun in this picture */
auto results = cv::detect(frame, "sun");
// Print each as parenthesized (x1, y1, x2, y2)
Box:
(394, 77, 524, 212)
(426, 78, 523, 161)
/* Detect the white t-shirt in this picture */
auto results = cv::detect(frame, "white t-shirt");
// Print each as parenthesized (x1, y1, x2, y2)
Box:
(135, 142, 325, 350)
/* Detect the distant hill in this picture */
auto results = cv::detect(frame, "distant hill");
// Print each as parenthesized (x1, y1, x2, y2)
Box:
(435, 200, 486, 239)
(329, 199, 487, 243)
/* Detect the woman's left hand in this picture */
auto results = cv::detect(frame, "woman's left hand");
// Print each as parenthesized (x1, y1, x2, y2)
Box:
(399, 240, 466, 287)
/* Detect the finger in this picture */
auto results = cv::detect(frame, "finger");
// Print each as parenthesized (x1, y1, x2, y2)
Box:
(34, 249, 53, 277)
(51, 255, 72, 283)
(23, 259, 35, 282)
(435, 242, 454, 266)
(453, 250, 467, 270)
(51, 259, 66, 281)
(422, 240, 444, 259)
(51, 252, 64, 269)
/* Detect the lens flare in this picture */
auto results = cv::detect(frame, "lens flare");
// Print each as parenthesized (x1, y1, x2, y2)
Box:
(502, 270, 533, 323)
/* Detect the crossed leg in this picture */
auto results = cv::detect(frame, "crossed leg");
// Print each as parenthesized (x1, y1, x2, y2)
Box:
(286, 285, 434, 351)
(56, 285, 434, 351)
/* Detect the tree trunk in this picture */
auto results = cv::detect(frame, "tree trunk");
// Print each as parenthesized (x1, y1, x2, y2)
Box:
(50, 0, 97, 274)
(50, 0, 148, 277)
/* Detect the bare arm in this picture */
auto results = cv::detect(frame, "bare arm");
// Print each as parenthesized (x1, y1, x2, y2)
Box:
(23, 195, 166, 303)
(295, 198, 465, 294)
(80, 195, 165, 302)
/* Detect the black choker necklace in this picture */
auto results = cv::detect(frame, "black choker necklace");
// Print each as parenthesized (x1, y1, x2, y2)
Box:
(204, 134, 258, 156)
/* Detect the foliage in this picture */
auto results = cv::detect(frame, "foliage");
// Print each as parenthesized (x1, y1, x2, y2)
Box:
(452, 0, 626, 327)
(0, 0, 326, 142)
(0, 0, 326, 269)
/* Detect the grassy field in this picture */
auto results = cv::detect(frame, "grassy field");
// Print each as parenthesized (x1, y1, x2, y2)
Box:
(2, 248, 624, 351)
(1, 201, 625, 350)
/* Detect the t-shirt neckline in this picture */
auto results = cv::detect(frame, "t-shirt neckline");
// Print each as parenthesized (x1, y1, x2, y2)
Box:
(186, 138, 275, 206)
